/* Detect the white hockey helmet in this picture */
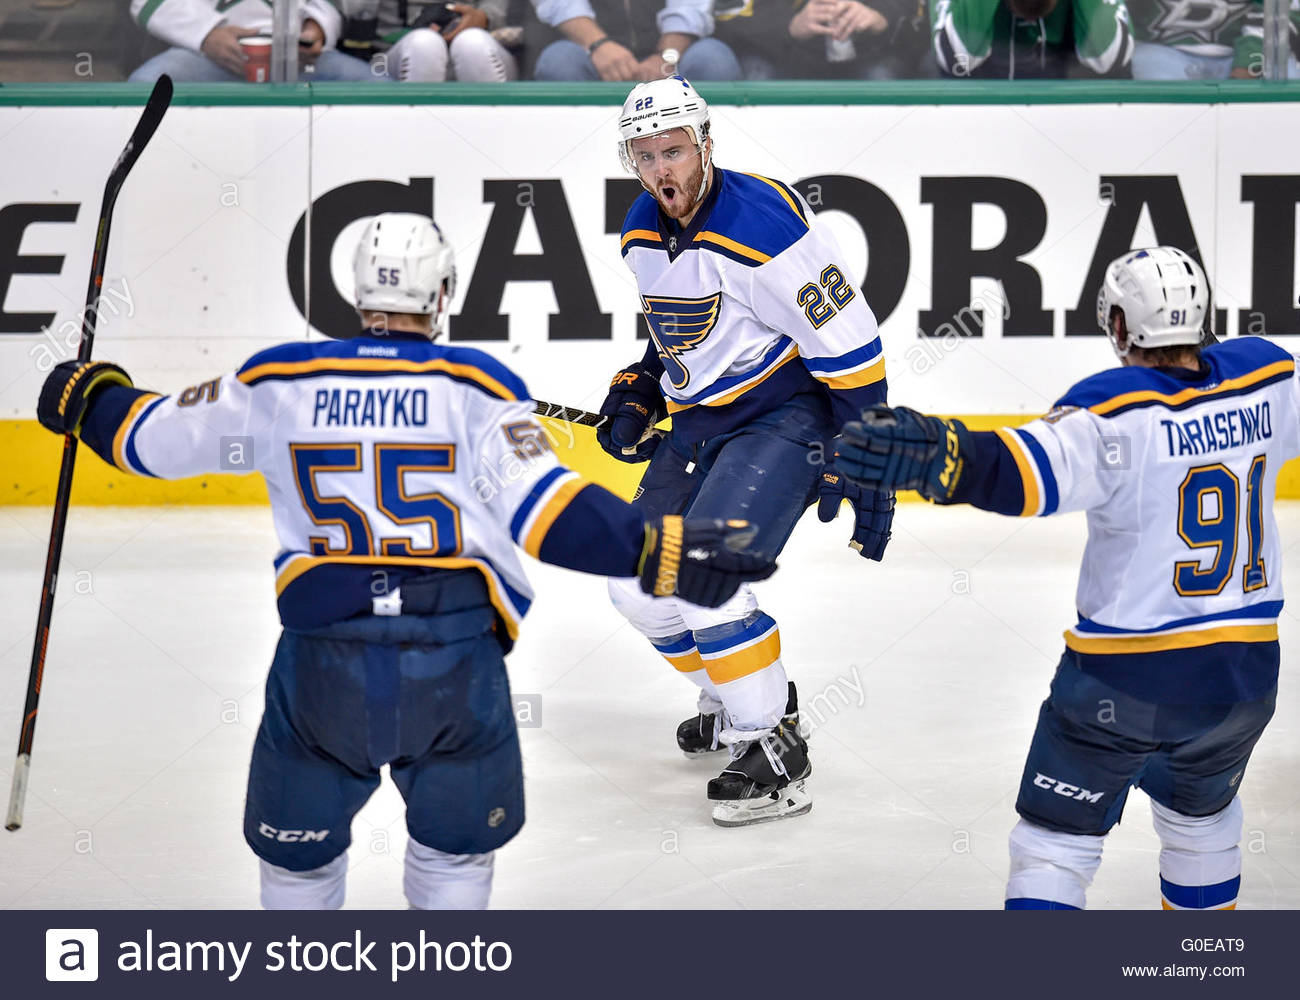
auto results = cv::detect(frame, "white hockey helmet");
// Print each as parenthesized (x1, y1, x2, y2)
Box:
(617, 75, 712, 195)
(1096, 246, 1209, 357)
(352, 212, 456, 336)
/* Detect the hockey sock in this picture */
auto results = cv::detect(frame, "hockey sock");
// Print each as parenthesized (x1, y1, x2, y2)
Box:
(692, 614, 788, 731)
(1151, 798, 1242, 910)
(404, 841, 494, 910)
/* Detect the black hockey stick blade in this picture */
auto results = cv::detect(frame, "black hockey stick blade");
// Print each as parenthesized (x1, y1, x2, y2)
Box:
(532, 399, 666, 458)
(533, 398, 606, 427)
(6, 76, 172, 833)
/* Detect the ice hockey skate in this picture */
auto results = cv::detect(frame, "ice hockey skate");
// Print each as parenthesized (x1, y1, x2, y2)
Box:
(707, 722, 812, 828)
(677, 682, 802, 756)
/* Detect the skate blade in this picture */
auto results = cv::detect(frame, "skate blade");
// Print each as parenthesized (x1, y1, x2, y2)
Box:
(710, 778, 812, 828)
(682, 747, 728, 759)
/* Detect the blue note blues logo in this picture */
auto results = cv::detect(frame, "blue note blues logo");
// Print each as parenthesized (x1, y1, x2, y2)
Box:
(641, 293, 722, 391)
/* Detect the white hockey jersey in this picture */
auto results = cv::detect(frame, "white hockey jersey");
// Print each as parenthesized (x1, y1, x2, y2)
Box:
(130, 0, 343, 53)
(620, 167, 886, 440)
(986, 336, 1297, 702)
(79, 335, 632, 638)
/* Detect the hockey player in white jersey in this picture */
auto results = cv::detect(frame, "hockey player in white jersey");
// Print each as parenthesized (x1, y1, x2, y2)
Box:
(35, 213, 773, 909)
(598, 76, 893, 826)
(836, 246, 1289, 910)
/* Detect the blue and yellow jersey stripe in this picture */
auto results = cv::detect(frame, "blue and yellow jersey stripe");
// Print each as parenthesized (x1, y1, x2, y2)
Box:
(509, 467, 591, 558)
(801, 340, 887, 391)
(1086, 360, 1294, 418)
(693, 231, 771, 266)
(1057, 339, 1295, 419)
(1065, 600, 1282, 655)
(237, 356, 521, 401)
(994, 427, 1060, 517)
(274, 552, 529, 640)
(111, 392, 165, 476)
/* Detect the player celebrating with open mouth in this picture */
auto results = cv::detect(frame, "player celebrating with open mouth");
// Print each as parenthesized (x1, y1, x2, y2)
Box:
(599, 76, 893, 827)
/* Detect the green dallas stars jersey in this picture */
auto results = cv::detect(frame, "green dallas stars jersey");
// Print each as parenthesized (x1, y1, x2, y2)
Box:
(1128, 0, 1298, 67)
(931, 0, 1134, 77)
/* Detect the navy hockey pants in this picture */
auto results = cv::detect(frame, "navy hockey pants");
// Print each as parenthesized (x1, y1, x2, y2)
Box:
(633, 391, 835, 557)
(243, 573, 523, 871)
(1016, 649, 1276, 836)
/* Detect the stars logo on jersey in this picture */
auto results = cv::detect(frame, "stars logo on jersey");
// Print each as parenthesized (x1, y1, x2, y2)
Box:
(641, 293, 722, 391)
(1147, 0, 1247, 45)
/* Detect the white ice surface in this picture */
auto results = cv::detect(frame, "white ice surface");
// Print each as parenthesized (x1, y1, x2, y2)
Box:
(0, 503, 1297, 909)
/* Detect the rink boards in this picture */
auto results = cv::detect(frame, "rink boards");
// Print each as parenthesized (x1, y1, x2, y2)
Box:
(2, 85, 1300, 501)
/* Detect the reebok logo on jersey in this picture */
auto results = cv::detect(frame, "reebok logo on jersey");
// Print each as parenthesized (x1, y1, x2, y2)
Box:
(1033, 772, 1104, 804)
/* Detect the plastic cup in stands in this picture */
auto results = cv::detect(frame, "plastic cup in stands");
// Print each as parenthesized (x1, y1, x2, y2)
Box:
(239, 36, 273, 82)
(825, 37, 856, 63)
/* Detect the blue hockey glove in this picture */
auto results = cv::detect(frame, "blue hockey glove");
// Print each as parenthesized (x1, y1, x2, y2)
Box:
(639, 516, 776, 606)
(816, 460, 894, 561)
(596, 362, 665, 463)
(37, 360, 133, 435)
(837, 405, 973, 503)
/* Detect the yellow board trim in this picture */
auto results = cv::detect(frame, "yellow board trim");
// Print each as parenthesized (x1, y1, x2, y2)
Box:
(1065, 622, 1278, 654)
(522, 475, 588, 558)
(994, 427, 1040, 517)
(817, 358, 887, 391)
(740, 173, 809, 227)
(621, 228, 662, 249)
(236, 357, 518, 401)
(275, 553, 521, 639)
(694, 231, 771, 264)
(11, 414, 1300, 506)
(702, 628, 781, 684)
(111, 392, 162, 472)
(1091, 359, 1294, 416)
(664, 346, 801, 414)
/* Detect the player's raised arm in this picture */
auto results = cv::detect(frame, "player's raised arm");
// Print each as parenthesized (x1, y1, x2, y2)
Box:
(833, 401, 1117, 518)
(37, 360, 266, 480)
(464, 391, 773, 607)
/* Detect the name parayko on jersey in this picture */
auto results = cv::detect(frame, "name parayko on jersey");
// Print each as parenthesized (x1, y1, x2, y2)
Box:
(312, 388, 430, 427)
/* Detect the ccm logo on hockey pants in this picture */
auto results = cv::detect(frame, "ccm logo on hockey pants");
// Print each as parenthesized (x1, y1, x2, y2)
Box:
(258, 823, 329, 843)
(1033, 773, 1104, 803)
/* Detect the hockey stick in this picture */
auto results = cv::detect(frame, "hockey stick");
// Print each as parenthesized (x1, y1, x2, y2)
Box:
(533, 398, 667, 457)
(6, 75, 174, 833)
(532, 398, 606, 427)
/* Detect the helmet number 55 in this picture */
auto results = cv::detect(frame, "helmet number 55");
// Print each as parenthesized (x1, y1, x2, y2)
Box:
(377, 267, 401, 286)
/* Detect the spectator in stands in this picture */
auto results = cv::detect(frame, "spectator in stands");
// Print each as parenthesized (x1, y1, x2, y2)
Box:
(714, 0, 932, 80)
(530, 0, 742, 80)
(339, 2, 519, 80)
(127, 0, 373, 82)
(930, 0, 1134, 78)
(1126, 0, 1297, 79)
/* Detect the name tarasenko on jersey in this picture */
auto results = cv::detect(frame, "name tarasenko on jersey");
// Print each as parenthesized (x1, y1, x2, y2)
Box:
(1159, 402, 1273, 458)
(312, 388, 429, 427)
